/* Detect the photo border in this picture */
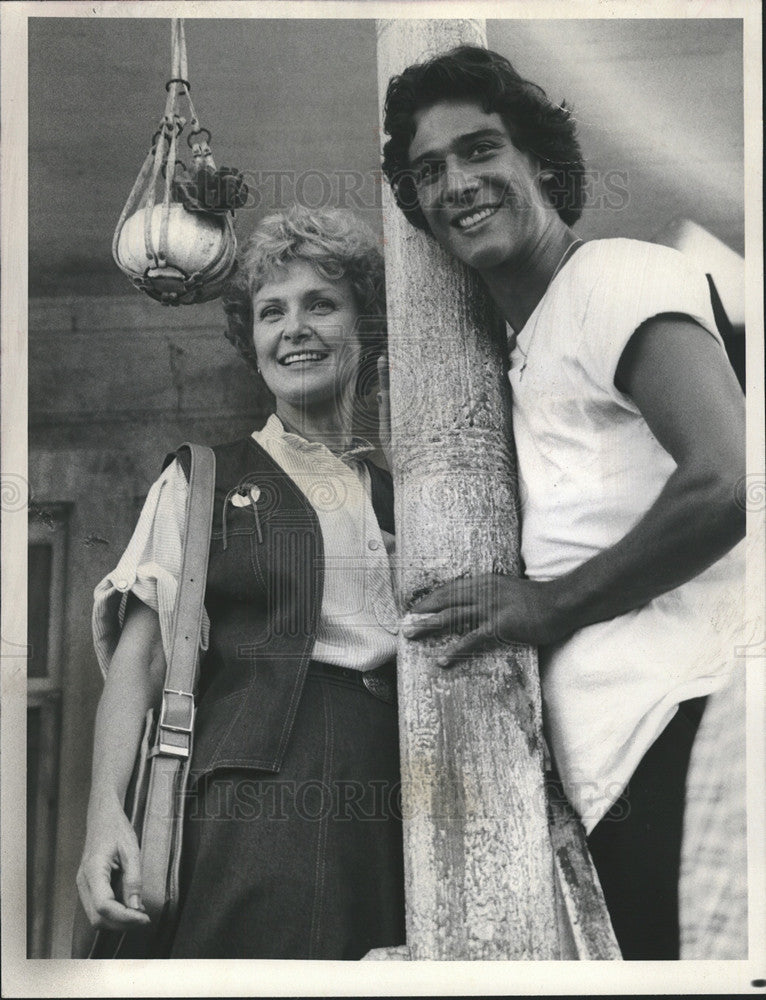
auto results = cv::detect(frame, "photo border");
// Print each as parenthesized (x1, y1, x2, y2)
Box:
(2, 1, 764, 995)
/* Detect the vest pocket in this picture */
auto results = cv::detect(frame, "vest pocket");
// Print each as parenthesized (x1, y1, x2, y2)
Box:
(211, 496, 258, 541)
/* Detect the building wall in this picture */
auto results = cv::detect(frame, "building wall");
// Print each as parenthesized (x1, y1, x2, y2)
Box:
(29, 291, 270, 957)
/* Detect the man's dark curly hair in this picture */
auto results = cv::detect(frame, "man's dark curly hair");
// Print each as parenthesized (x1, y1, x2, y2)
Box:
(382, 45, 585, 233)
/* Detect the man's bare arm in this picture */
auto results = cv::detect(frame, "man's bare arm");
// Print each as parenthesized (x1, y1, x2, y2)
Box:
(402, 317, 745, 659)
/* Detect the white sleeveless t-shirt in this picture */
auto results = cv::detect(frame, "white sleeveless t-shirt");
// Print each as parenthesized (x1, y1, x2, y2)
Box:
(508, 238, 745, 831)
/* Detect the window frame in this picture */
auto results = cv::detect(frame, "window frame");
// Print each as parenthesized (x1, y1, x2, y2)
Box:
(27, 503, 69, 958)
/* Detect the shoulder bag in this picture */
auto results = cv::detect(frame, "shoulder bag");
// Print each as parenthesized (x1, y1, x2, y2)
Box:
(72, 443, 215, 958)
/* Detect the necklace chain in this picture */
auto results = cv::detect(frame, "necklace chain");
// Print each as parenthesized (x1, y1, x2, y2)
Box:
(515, 239, 584, 380)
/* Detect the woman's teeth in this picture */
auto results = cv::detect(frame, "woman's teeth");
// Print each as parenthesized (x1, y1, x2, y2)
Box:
(280, 352, 327, 366)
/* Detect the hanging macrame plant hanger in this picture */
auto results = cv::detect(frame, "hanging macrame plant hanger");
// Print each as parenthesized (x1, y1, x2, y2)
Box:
(113, 19, 246, 306)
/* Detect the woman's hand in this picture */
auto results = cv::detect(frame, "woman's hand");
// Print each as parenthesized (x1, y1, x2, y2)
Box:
(376, 354, 392, 469)
(401, 573, 571, 666)
(77, 597, 162, 931)
(76, 793, 150, 931)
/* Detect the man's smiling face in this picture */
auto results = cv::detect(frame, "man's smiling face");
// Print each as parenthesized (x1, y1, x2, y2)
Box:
(408, 100, 553, 273)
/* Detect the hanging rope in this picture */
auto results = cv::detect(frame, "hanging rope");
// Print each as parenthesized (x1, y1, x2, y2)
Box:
(112, 18, 247, 306)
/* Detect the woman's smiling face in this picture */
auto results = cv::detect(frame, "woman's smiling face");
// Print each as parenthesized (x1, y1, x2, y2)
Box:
(251, 260, 362, 418)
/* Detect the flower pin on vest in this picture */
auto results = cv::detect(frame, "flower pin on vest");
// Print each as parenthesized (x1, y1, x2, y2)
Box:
(223, 484, 263, 548)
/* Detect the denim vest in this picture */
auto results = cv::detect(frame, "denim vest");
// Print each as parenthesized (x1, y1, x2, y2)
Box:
(170, 437, 394, 781)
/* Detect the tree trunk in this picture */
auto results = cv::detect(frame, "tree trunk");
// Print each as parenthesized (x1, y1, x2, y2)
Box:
(375, 17, 620, 961)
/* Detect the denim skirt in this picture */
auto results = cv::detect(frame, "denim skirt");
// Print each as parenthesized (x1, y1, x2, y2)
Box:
(168, 661, 406, 959)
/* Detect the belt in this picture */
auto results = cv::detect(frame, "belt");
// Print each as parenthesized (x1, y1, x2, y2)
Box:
(307, 658, 397, 705)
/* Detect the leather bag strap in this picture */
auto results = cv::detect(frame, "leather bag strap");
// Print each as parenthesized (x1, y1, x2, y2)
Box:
(157, 443, 216, 756)
(140, 443, 215, 925)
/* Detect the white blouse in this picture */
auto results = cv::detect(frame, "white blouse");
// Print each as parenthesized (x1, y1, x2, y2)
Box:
(93, 414, 399, 677)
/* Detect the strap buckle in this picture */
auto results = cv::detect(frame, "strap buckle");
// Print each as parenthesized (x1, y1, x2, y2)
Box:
(158, 688, 195, 758)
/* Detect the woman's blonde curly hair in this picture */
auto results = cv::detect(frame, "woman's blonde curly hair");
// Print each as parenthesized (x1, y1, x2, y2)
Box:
(222, 206, 387, 396)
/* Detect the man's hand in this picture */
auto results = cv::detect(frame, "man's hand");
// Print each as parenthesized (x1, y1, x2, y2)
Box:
(404, 317, 745, 666)
(76, 795, 150, 932)
(401, 573, 569, 666)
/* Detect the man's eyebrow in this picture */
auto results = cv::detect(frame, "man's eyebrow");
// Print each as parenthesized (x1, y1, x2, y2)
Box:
(410, 128, 506, 168)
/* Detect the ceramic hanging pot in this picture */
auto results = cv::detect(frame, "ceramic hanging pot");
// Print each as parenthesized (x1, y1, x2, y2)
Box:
(115, 203, 237, 304)
(111, 19, 245, 306)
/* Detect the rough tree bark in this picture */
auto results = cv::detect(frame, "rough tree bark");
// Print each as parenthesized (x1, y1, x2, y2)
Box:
(373, 17, 620, 961)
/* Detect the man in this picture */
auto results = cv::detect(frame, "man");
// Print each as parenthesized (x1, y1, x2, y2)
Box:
(382, 45, 746, 959)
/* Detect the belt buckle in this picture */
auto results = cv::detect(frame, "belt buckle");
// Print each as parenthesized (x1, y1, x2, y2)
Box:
(158, 688, 195, 758)
(363, 668, 396, 705)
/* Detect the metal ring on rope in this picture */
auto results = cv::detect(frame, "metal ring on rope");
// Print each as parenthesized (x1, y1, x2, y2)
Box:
(164, 113, 186, 133)
(187, 127, 211, 148)
(161, 158, 188, 180)
(166, 77, 191, 92)
(151, 129, 172, 152)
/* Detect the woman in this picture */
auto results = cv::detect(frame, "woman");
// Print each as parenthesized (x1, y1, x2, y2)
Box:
(76, 206, 405, 959)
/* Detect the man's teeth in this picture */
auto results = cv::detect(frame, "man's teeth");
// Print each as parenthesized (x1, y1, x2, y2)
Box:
(457, 207, 496, 229)
(281, 352, 327, 365)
